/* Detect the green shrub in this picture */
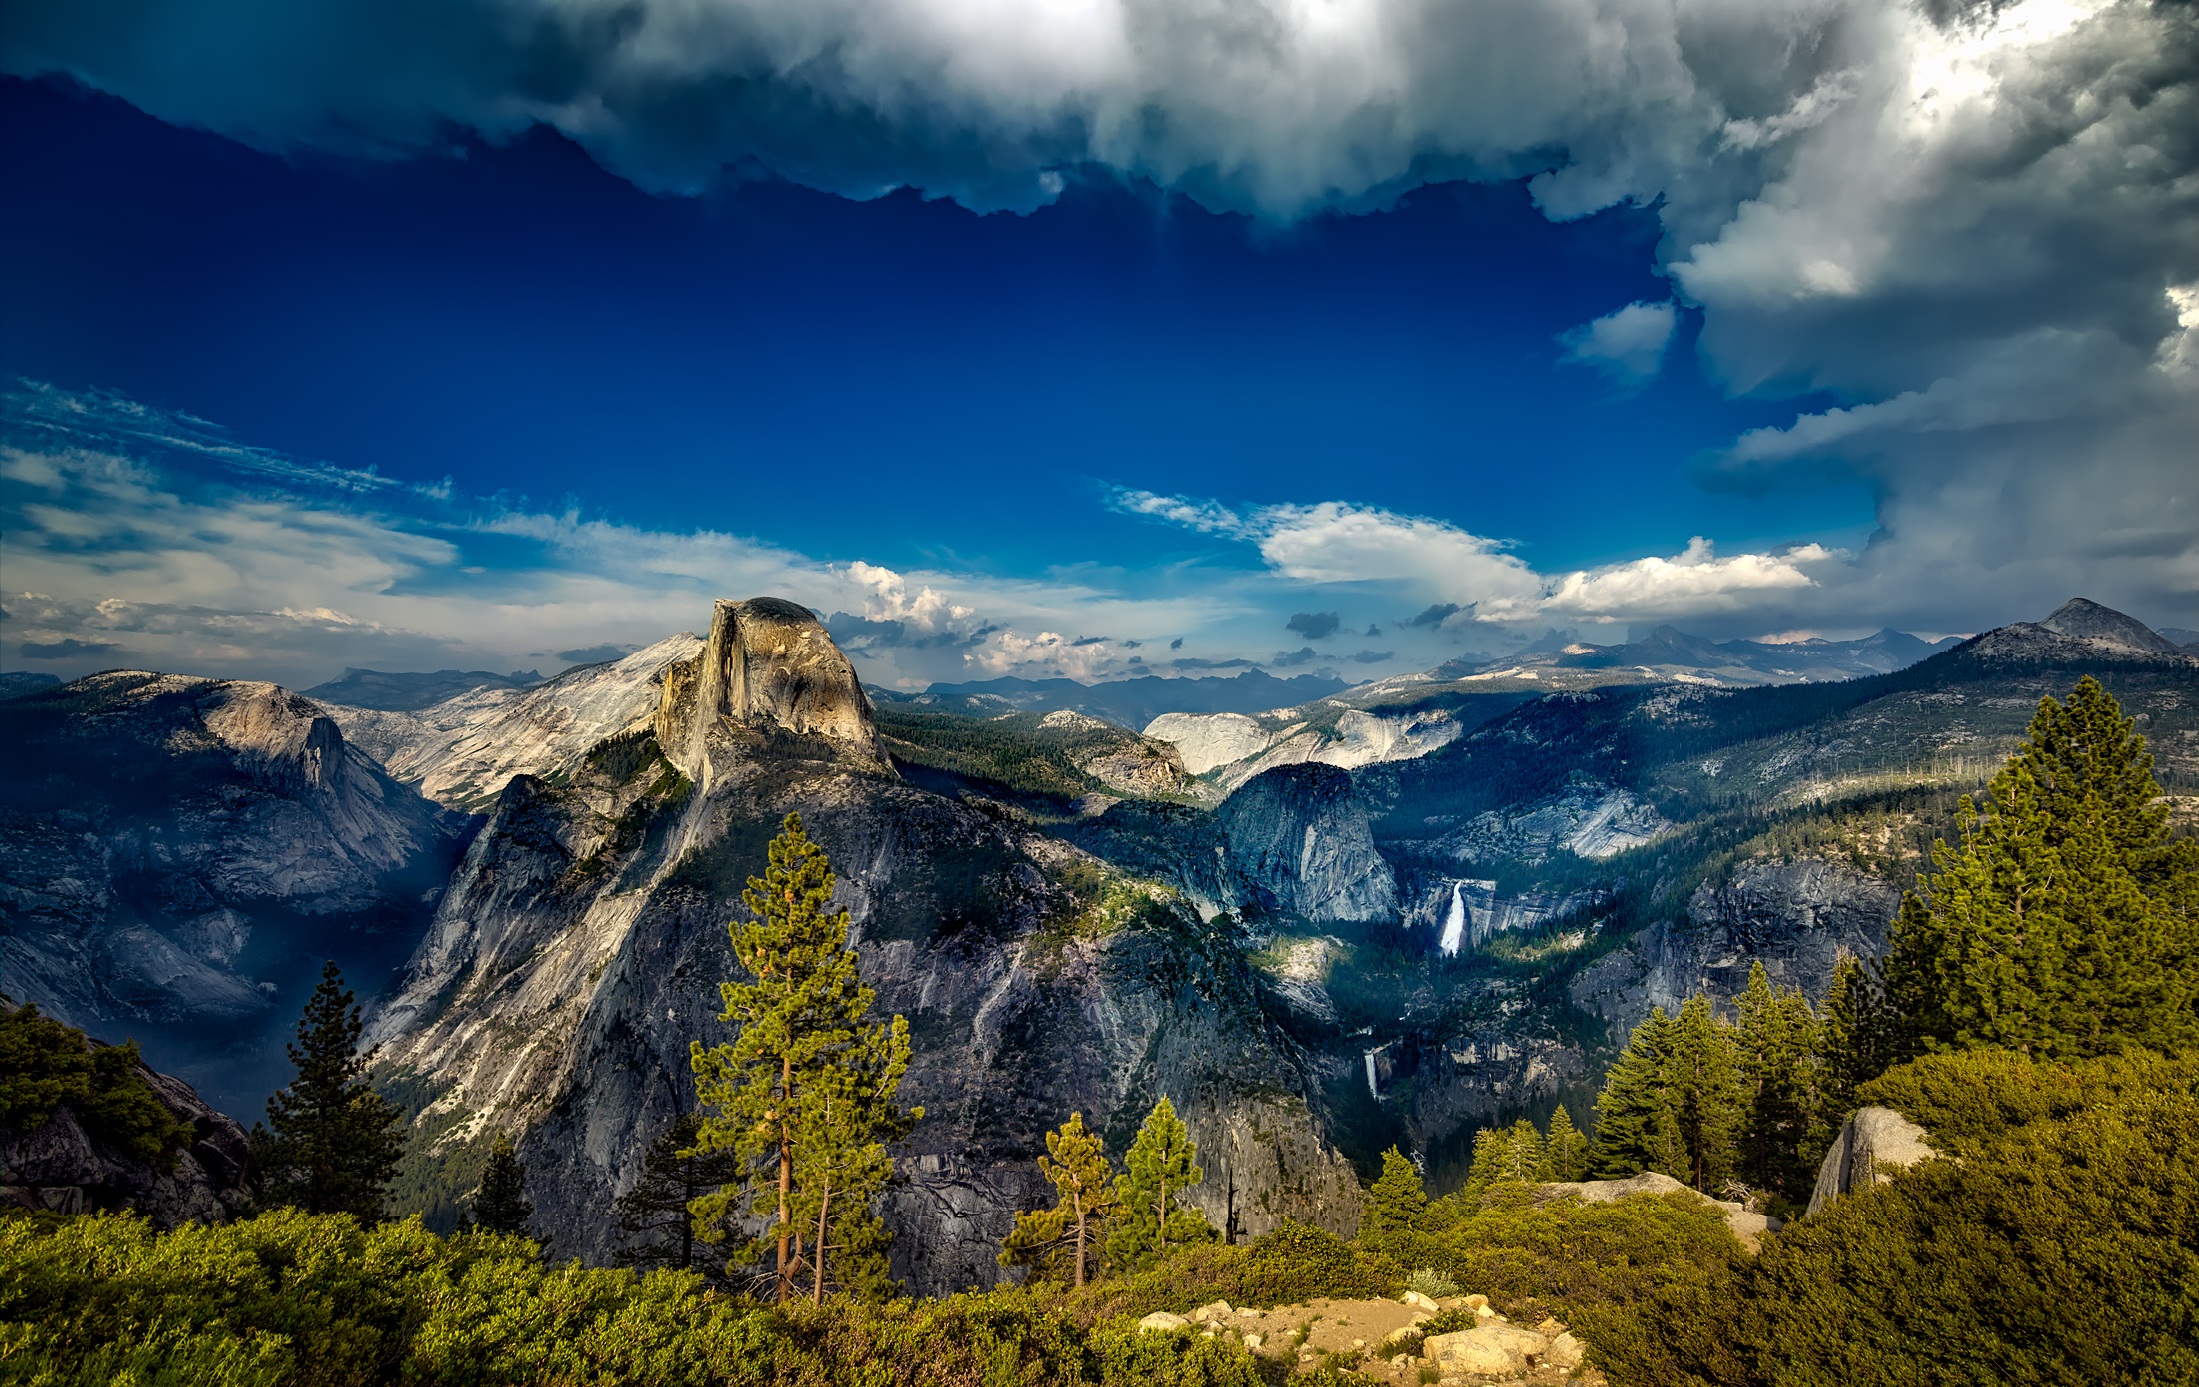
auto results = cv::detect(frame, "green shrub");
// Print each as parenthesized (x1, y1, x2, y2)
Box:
(0, 1005, 189, 1165)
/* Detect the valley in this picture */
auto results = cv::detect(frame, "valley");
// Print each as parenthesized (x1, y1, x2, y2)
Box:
(4, 595, 2195, 1294)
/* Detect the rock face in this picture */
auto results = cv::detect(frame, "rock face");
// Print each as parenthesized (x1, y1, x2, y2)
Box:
(1212, 764, 1398, 923)
(1808, 1106, 1936, 1215)
(654, 598, 886, 783)
(1568, 857, 1899, 1044)
(0, 1005, 253, 1226)
(365, 599, 1362, 1295)
(0, 672, 462, 1110)
(2036, 597, 2188, 656)
(323, 634, 703, 811)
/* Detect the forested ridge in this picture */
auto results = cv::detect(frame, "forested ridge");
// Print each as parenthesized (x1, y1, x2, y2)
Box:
(5, 677, 2196, 1384)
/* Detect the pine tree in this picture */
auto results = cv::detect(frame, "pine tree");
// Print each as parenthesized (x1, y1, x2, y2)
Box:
(1668, 993, 1744, 1192)
(1591, 1007, 1682, 1179)
(468, 1131, 534, 1236)
(790, 1038, 915, 1303)
(1500, 1117, 1549, 1183)
(999, 1112, 1120, 1286)
(252, 961, 406, 1219)
(1106, 1096, 1214, 1271)
(614, 1113, 743, 1275)
(1545, 1104, 1589, 1181)
(1363, 1145, 1428, 1234)
(1818, 951, 1895, 1118)
(689, 813, 922, 1303)
(1733, 962, 1820, 1202)
(1882, 679, 2198, 1060)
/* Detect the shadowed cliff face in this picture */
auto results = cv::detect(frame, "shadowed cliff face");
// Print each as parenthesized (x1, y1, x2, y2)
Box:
(366, 600, 1363, 1294)
(0, 672, 465, 1115)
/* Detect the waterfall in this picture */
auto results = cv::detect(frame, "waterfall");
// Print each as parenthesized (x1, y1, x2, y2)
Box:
(1438, 880, 1467, 956)
(1364, 1048, 1380, 1099)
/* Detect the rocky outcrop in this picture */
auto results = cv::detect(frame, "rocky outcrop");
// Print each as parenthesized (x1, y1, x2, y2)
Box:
(1427, 785, 1671, 865)
(0, 672, 461, 1087)
(1807, 1106, 1935, 1215)
(654, 598, 886, 784)
(1568, 856, 1899, 1042)
(365, 602, 1362, 1295)
(1213, 764, 1397, 923)
(1, 1007, 252, 1226)
(323, 634, 703, 811)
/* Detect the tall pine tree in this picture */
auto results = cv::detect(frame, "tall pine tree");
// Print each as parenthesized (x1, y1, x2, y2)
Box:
(1591, 1007, 1683, 1180)
(1817, 951, 1896, 1122)
(999, 1112, 1120, 1287)
(1882, 678, 2198, 1060)
(1732, 962, 1820, 1203)
(1667, 993, 1744, 1192)
(614, 1113, 743, 1275)
(1363, 1146, 1428, 1234)
(690, 813, 921, 1303)
(467, 1131, 534, 1236)
(1545, 1105, 1589, 1181)
(1106, 1096, 1214, 1271)
(252, 961, 406, 1219)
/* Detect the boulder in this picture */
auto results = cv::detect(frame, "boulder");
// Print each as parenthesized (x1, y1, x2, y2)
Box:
(1808, 1107, 1935, 1215)
(1138, 1311, 1190, 1333)
(1401, 1289, 1440, 1311)
(1424, 1323, 1548, 1376)
(1191, 1300, 1235, 1322)
(1545, 1331, 1586, 1370)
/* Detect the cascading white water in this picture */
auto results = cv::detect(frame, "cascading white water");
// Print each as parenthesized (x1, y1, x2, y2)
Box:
(1364, 1049, 1380, 1099)
(1438, 880, 1466, 956)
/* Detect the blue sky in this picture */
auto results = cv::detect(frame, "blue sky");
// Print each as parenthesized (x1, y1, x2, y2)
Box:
(2, 0, 2194, 690)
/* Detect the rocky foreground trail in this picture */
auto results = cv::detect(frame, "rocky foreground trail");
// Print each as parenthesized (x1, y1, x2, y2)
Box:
(1141, 1291, 1599, 1385)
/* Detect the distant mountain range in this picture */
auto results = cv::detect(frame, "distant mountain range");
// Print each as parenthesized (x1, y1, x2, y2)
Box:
(873, 669, 1353, 726)
(301, 666, 544, 712)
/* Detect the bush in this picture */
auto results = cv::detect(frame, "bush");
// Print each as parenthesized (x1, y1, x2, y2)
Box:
(0, 1210, 1267, 1387)
(0, 1004, 188, 1165)
(1592, 1049, 2199, 1387)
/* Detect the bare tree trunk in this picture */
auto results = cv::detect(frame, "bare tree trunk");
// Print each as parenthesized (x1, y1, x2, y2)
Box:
(813, 1176, 833, 1305)
(1072, 1202, 1087, 1289)
(777, 1055, 793, 1305)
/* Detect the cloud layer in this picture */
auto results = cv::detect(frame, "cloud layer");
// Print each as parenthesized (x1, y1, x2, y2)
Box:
(3, 0, 2195, 641)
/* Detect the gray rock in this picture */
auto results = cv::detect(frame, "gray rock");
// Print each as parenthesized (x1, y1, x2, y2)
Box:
(1808, 1106, 1935, 1215)
(1213, 763, 1398, 922)
(0, 1007, 252, 1227)
(1536, 1171, 1778, 1251)
(1568, 857, 1898, 1044)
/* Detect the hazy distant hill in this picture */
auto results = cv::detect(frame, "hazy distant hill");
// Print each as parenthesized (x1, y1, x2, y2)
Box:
(876, 669, 1353, 726)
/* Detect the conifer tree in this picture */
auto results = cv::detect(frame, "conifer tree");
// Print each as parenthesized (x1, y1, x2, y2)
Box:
(252, 961, 406, 1219)
(1733, 963, 1820, 1202)
(999, 1112, 1120, 1286)
(1500, 1117, 1549, 1183)
(1818, 952, 1895, 1120)
(1882, 678, 2198, 1060)
(1668, 993, 1744, 1192)
(690, 813, 921, 1304)
(1591, 1007, 1683, 1180)
(791, 1043, 915, 1303)
(614, 1113, 742, 1275)
(1363, 1145, 1428, 1234)
(468, 1131, 534, 1236)
(1545, 1104, 1589, 1181)
(1106, 1096, 1214, 1271)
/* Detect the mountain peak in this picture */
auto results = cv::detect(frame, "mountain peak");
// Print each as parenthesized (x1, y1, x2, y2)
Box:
(2036, 598, 2183, 656)
(654, 597, 885, 782)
